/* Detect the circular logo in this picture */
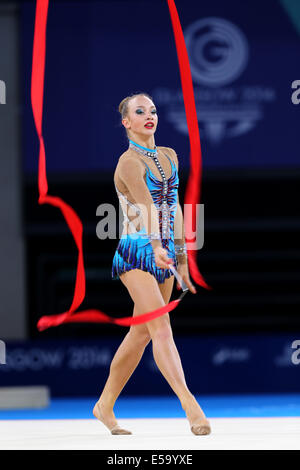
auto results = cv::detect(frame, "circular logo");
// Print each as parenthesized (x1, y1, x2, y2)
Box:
(184, 17, 249, 87)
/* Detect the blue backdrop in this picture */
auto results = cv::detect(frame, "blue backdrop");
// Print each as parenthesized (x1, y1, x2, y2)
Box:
(1, 334, 300, 397)
(21, 0, 300, 176)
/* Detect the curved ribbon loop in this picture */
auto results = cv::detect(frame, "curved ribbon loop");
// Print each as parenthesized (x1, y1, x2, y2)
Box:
(32, 0, 211, 332)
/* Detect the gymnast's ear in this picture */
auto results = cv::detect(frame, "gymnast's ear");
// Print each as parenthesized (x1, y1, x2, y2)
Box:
(122, 117, 130, 130)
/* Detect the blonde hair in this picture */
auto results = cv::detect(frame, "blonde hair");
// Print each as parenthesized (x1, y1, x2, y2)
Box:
(118, 92, 154, 137)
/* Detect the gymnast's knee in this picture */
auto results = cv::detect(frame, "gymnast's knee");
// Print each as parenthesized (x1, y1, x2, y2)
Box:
(128, 328, 151, 347)
(147, 318, 173, 342)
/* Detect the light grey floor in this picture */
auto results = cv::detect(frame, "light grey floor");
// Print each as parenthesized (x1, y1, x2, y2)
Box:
(0, 417, 299, 450)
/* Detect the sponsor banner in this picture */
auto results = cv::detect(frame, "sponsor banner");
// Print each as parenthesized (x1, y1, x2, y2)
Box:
(0, 335, 299, 397)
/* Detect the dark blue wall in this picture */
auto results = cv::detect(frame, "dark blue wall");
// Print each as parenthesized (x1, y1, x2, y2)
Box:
(21, 0, 300, 176)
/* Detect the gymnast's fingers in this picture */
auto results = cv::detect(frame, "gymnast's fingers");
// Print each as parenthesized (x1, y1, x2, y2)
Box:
(155, 252, 174, 269)
(183, 275, 197, 294)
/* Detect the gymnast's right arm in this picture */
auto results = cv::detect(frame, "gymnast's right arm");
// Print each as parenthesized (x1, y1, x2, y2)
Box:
(118, 157, 174, 269)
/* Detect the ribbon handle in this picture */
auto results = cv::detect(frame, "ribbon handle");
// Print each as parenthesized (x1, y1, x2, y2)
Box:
(168, 264, 189, 292)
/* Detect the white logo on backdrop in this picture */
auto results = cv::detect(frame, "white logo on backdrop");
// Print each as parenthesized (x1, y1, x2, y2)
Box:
(212, 347, 251, 365)
(152, 17, 276, 145)
(1, 346, 111, 371)
(185, 17, 249, 87)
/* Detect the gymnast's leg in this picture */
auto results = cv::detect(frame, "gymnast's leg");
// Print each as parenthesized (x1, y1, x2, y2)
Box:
(93, 293, 151, 433)
(120, 269, 211, 435)
(93, 271, 174, 432)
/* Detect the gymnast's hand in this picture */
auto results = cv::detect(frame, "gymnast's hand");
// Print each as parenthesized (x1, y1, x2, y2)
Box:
(154, 246, 175, 270)
(176, 263, 197, 294)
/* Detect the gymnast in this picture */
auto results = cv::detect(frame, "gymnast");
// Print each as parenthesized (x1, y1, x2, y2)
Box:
(93, 92, 211, 436)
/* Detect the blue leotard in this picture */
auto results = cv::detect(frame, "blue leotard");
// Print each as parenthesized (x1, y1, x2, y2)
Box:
(111, 150, 179, 284)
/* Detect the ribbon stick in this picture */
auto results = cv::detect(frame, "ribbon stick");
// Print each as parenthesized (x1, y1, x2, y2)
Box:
(166, 0, 212, 290)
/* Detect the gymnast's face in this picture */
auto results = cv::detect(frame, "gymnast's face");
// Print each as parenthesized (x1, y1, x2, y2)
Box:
(122, 95, 158, 139)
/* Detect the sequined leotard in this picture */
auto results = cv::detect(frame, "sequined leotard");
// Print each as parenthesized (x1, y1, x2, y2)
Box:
(111, 143, 179, 284)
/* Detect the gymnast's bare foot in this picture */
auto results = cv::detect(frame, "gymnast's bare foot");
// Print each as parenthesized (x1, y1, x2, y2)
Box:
(182, 395, 211, 436)
(93, 400, 132, 435)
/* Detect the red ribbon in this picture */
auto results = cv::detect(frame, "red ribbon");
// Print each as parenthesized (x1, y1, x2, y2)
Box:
(32, 0, 210, 332)
(167, 0, 211, 290)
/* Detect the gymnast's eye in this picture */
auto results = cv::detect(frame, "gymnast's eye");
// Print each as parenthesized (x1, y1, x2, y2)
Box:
(151, 109, 157, 114)
(136, 109, 144, 114)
